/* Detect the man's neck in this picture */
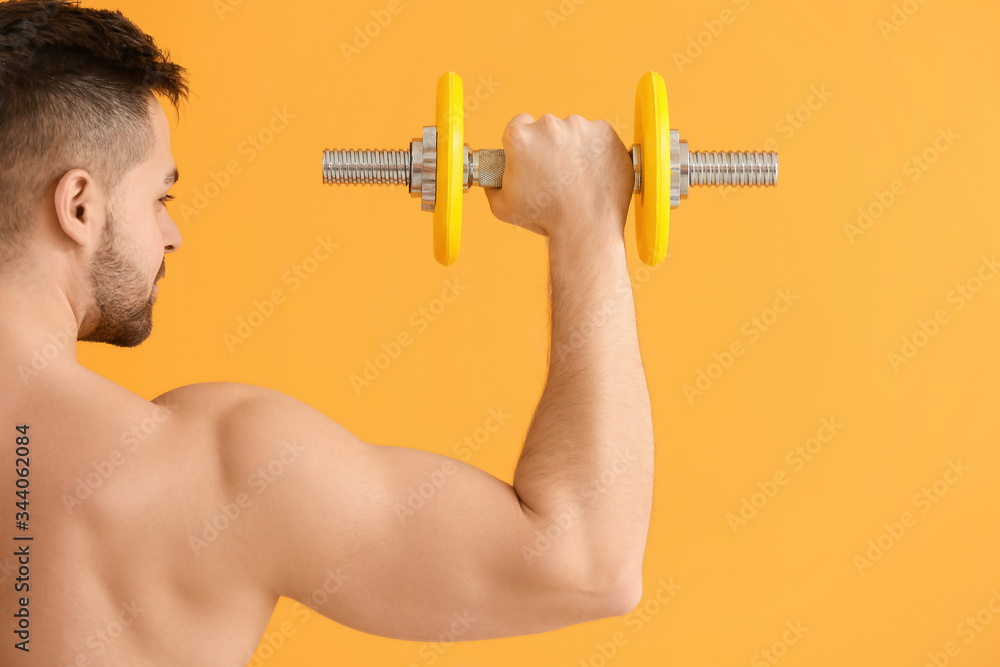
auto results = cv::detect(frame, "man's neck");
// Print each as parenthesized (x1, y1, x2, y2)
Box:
(0, 283, 83, 375)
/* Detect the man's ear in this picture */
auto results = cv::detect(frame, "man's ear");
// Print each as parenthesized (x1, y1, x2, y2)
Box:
(53, 168, 106, 247)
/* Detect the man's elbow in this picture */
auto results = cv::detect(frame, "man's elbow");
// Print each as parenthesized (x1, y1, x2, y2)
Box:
(519, 516, 645, 621)
(563, 564, 643, 621)
(595, 575, 643, 618)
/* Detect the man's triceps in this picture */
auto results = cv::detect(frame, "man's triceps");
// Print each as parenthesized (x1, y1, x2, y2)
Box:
(218, 388, 626, 640)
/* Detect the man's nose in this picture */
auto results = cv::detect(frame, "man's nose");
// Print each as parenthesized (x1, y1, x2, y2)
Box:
(163, 215, 182, 253)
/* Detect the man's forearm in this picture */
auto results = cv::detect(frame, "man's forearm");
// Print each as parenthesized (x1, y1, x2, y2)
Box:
(512, 218, 654, 590)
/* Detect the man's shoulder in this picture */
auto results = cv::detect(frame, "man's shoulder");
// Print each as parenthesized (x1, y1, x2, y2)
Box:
(151, 381, 280, 416)
(148, 382, 296, 457)
(150, 381, 358, 463)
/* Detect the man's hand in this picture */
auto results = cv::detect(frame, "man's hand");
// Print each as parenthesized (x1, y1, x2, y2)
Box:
(483, 113, 635, 242)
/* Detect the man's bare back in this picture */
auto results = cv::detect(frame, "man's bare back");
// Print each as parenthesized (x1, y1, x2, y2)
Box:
(1, 371, 275, 664)
(0, 2, 654, 664)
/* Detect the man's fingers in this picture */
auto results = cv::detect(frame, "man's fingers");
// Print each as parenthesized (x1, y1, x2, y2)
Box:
(501, 113, 535, 146)
(487, 114, 535, 217)
(507, 112, 535, 128)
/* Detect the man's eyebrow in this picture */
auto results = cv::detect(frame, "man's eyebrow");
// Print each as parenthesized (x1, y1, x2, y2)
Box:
(165, 168, 179, 186)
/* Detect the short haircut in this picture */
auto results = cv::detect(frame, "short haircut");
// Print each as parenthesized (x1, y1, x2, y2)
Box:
(0, 0, 189, 274)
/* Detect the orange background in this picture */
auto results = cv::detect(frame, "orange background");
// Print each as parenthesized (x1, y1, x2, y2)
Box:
(82, 0, 999, 665)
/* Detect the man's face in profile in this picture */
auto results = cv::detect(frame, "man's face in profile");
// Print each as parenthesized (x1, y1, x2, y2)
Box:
(78, 97, 180, 348)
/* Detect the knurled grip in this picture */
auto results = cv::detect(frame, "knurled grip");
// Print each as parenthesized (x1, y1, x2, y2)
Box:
(477, 149, 505, 188)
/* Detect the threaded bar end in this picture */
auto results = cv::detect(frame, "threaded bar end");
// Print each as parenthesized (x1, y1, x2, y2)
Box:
(688, 151, 778, 187)
(322, 149, 411, 185)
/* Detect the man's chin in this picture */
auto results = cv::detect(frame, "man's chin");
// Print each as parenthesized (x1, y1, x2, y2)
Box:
(104, 329, 153, 348)
(80, 307, 155, 348)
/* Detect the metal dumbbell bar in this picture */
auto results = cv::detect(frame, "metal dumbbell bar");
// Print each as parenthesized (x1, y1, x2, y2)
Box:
(322, 71, 778, 266)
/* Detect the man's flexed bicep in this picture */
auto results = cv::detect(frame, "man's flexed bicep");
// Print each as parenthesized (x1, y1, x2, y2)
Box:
(215, 384, 630, 641)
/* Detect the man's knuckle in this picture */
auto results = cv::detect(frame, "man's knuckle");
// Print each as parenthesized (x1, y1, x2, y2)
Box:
(538, 113, 560, 127)
(506, 124, 529, 146)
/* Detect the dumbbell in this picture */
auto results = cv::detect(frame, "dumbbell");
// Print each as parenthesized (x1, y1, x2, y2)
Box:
(322, 71, 778, 266)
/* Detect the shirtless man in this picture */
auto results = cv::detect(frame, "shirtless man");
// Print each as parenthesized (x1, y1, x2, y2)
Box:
(0, 2, 654, 664)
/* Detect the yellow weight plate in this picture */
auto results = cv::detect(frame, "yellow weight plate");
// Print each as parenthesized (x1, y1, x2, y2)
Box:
(433, 72, 464, 266)
(634, 71, 670, 266)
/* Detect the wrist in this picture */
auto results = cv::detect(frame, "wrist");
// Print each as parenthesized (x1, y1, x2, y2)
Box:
(546, 214, 627, 266)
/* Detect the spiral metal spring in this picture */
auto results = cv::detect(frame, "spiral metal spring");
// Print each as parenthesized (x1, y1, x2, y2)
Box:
(322, 149, 412, 185)
(688, 151, 779, 187)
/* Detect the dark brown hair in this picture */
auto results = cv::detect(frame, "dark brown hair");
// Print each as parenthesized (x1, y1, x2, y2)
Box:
(0, 0, 189, 273)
